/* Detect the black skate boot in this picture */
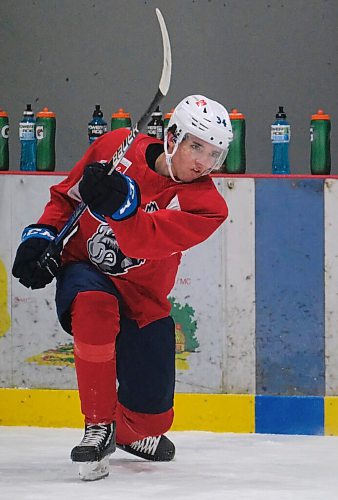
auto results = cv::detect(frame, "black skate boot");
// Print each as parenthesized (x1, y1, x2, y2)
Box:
(117, 435, 175, 462)
(71, 422, 116, 481)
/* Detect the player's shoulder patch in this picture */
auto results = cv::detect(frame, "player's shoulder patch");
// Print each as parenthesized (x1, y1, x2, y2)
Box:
(144, 201, 160, 213)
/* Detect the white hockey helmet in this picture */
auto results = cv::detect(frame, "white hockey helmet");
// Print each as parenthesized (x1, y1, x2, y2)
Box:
(164, 95, 233, 179)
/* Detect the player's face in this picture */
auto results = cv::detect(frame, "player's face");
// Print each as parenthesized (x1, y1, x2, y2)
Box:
(170, 133, 224, 182)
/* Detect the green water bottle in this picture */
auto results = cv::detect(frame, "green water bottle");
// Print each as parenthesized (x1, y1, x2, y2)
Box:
(222, 108, 246, 174)
(310, 109, 331, 175)
(111, 108, 131, 130)
(0, 109, 9, 170)
(36, 107, 56, 171)
(164, 109, 174, 130)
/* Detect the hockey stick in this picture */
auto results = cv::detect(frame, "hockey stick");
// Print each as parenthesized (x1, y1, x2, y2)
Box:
(39, 8, 171, 269)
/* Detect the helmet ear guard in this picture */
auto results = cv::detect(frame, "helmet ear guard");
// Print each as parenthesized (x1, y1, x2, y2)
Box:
(166, 124, 178, 142)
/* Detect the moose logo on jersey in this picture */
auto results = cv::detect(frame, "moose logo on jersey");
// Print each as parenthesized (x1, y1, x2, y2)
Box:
(87, 224, 144, 275)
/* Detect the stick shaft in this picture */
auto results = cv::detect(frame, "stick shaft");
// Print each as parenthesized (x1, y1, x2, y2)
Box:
(39, 10, 171, 267)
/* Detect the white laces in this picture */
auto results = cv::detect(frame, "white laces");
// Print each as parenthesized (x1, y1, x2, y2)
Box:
(79, 424, 109, 447)
(130, 436, 161, 456)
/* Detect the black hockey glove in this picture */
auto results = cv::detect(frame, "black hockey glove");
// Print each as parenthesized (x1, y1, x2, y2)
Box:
(79, 162, 140, 221)
(12, 224, 61, 290)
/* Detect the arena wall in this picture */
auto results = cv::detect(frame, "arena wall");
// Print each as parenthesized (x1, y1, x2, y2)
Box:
(1, 172, 338, 435)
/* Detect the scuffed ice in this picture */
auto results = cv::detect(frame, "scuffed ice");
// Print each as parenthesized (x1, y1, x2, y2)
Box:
(0, 427, 338, 499)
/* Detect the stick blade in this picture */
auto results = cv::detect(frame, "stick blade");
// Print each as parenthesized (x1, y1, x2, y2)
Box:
(156, 8, 172, 96)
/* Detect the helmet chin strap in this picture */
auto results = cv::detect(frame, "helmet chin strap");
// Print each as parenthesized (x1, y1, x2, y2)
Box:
(167, 162, 181, 183)
(164, 131, 182, 183)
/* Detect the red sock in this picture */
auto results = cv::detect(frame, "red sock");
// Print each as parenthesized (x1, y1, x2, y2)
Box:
(71, 291, 120, 424)
(116, 402, 174, 444)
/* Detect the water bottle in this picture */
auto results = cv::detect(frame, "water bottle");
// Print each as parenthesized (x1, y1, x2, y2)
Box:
(0, 109, 9, 171)
(88, 105, 107, 144)
(310, 109, 331, 175)
(164, 109, 174, 131)
(147, 106, 164, 140)
(111, 107, 131, 130)
(271, 106, 290, 174)
(19, 104, 36, 171)
(223, 108, 246, 174)
(36, 107, 56, 171)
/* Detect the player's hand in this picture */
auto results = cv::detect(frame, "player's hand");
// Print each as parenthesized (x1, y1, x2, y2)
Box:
(12, 224, 61, 290)
(79, 162, 140, 221)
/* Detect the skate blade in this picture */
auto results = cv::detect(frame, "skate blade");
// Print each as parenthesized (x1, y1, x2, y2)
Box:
(78, 456, 110, 481)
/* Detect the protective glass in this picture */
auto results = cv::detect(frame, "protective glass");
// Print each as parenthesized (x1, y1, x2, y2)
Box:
(182, 134, 227, 172)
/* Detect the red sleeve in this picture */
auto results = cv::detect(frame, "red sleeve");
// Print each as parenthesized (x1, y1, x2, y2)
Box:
(38, 130, 130, 230)
(110, 181, 228, 260)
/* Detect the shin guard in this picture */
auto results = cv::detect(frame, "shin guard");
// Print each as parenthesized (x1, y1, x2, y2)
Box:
(71, 291, 120, 423)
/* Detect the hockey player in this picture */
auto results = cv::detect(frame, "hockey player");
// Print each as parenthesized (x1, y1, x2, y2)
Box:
(12, 95, 233, 480)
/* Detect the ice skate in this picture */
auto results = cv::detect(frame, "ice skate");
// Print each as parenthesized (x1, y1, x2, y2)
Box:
(117, 434, 175, 462)
(71, 422, 116, 481)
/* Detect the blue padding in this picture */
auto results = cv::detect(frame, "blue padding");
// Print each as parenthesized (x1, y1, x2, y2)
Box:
(111, 174, 139, 220)
(255, 395, 324, 435)
(22, 226, 55, 242)
(255, 179, 325, 396)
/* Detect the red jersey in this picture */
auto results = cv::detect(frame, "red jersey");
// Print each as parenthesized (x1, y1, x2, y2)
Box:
(38, 129, 228, 327)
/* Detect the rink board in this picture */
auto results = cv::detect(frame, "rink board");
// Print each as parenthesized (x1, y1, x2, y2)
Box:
(1, 388, 338, 435)
(1, 172, 338, 435)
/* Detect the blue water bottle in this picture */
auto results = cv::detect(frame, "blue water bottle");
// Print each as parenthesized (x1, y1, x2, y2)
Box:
(19, 104, 36, 171)
(88, 105, 107, 144)
(271, 106, 290, 174)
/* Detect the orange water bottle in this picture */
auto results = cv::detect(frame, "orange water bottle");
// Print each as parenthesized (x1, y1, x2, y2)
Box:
(111, 108, 131, 130)
(223, 108, 246, 174)
(164, 109, 174, 130)
(36, 107, 56, 171)
(310, 109, 331, 175)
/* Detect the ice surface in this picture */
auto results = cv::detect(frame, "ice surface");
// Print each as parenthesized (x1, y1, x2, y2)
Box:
(1, 427, 338, 499)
